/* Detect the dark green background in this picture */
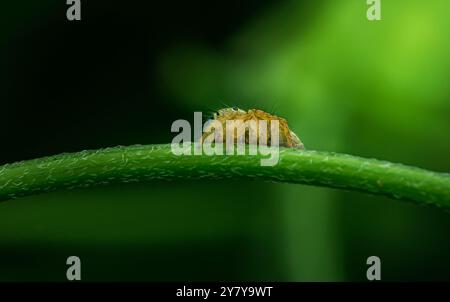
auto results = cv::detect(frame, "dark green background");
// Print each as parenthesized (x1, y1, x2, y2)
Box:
(1, 0, 450, 281)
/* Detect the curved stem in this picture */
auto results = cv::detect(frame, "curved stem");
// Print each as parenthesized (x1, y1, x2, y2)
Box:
(1, 144, 449, 210)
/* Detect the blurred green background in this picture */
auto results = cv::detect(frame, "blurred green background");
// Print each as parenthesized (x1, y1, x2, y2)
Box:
(1, 0, 450, 281)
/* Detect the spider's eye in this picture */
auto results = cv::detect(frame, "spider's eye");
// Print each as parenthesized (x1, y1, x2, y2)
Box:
(232, 107, 238, 111)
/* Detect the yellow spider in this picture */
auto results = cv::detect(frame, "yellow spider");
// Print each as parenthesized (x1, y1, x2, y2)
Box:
(201, 107, 304, 149)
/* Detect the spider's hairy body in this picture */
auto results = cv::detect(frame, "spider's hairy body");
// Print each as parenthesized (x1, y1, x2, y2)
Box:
(202, 107, 304, 149)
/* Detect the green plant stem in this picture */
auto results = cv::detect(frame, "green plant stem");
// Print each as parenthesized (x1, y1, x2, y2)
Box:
(0, 144, 449, 209)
